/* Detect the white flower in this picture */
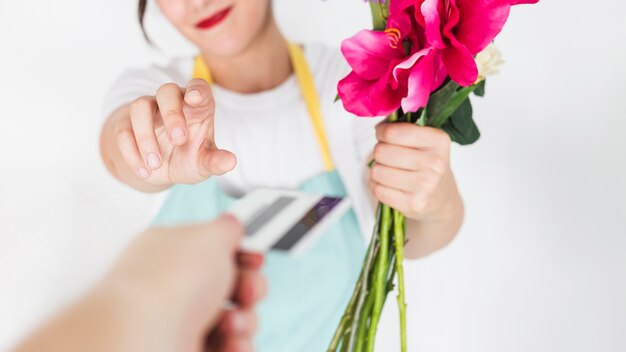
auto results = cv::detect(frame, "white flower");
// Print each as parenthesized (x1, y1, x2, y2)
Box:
(475, 43, 505, 83)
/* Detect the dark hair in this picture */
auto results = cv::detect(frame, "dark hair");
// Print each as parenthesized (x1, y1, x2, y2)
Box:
(138, 0, 150, 42)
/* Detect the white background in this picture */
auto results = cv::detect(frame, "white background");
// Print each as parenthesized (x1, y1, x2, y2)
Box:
(1, 0, 625, 351)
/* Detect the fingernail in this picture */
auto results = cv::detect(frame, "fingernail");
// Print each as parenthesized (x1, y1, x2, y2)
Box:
(171, 127, 185, 141)
(147, 153, 161, 169)
(138, 167, 149, 179)
(186, 89, 202, 104)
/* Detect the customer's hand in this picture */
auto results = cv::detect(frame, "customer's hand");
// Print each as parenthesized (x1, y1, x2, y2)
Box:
(107, 215, 266, 352)
(16, 215, 266, 352)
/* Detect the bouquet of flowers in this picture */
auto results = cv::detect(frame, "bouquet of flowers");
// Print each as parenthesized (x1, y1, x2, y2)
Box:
(329, 0, 538, 351)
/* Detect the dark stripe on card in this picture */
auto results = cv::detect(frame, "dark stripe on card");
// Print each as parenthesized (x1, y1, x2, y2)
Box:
(271, 197, 343, 251)
(244, 196, 295, 236)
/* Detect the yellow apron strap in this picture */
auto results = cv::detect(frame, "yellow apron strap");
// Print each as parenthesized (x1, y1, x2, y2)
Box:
(286, 43, 335, 172)
(192, 44, 335, 172)
(193, 56, 213, 83)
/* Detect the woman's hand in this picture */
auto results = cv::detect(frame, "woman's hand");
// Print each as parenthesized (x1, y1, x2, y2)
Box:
(369, 122, 454, 221)
(368, 123, 464, 258)
(106, 79, 236, 190)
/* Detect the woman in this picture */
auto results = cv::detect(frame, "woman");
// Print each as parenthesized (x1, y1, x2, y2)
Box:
(99, 0, 464, 350)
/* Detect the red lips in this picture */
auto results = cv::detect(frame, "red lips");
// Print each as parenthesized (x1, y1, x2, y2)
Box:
(196, 7, 233, 30)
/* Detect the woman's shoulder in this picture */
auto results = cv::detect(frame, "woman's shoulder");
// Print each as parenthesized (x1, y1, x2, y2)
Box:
(305, 42, 348, 77)
(303, 42, 349, 100)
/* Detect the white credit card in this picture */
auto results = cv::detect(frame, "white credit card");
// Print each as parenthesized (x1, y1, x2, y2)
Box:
(227, 188, 351, 255)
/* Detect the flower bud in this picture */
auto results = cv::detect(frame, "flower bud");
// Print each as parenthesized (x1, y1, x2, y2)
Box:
(475, 43, 505, 83)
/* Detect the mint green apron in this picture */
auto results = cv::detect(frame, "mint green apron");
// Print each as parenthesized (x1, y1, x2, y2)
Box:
(151, 44, 365, 351)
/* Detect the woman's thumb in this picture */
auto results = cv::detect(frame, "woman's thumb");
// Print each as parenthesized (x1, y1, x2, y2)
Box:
(199, 148, 237, 178)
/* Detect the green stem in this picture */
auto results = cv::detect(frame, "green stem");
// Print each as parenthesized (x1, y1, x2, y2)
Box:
(345, 204, 382, 351)
(387, 254, 397, 291)
(388, 110, 399, 123)
(368, 1, 388, 31)
(328, 274, 362, 352)
(393, 209, 408, 352)
(329, 205, 382, 352)
(355, 288, 375, 352)
(340, 322, 353, 352)
(365, 204, 391, 352)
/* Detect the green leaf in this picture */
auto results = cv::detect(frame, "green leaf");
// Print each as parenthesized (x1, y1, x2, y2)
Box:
(474, 80, 486, 97)
(426, 80, 485, 128)
(425, 80, 458, 125)
(441, 98, 481, 145)
(426, 81, 472, 128)
(334, 93, 340, 103)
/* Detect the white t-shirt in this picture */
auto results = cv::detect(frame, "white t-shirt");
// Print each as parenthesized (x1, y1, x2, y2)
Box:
(103, 43, 382, 237)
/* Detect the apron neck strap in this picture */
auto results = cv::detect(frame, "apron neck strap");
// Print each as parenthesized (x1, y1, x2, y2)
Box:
(193, 43, 335, 172)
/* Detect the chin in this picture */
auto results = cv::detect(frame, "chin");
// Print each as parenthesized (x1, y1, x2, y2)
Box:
(196, 34, 257, 58)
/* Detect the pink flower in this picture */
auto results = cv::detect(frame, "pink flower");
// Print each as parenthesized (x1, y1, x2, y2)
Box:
(418, 0, 538, 86)
(337, 29, 409, 117)
(389, 1, 448, 112)
(338, 2, 445, 116)
(338, 0, 538, 117)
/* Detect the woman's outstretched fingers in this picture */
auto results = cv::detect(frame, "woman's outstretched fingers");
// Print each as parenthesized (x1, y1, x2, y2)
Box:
(184, 78, 236, 179)
(115, 116, 150, 179)
(130, 96, 162, 170)
(184, 79, 215, 139)
(184, 78, 214, 110)
(156, 83, 188, 145)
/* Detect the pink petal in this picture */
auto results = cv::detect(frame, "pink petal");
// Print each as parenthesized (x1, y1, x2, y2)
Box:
(430, 50, 448, 91)
(509, 0, 538, 4)
(443, 0, 462, 33)
(389, 0, 416, 17)
(454, 0, 511, 54)
(420, 0, 445, 48)
(401, 49, 441, 111)
(386, 9, 413, 37)
(442, 45, 478, 87)
(392, 47, 431, 83)
(341, 30, 405, 81)
(391, 0, 427, 28)
(338, 71, 405, 117)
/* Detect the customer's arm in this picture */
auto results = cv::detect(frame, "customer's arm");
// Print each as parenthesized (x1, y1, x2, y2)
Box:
(15, 215, 266, 352)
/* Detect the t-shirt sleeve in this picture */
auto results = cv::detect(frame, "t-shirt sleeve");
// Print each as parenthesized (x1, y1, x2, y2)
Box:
(102, 58, 191, 118)
(322, 45, 384, 165)
(352, 115, 385, 167)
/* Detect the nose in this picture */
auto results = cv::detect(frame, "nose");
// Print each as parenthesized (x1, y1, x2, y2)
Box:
(190, 0, 211, 9)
